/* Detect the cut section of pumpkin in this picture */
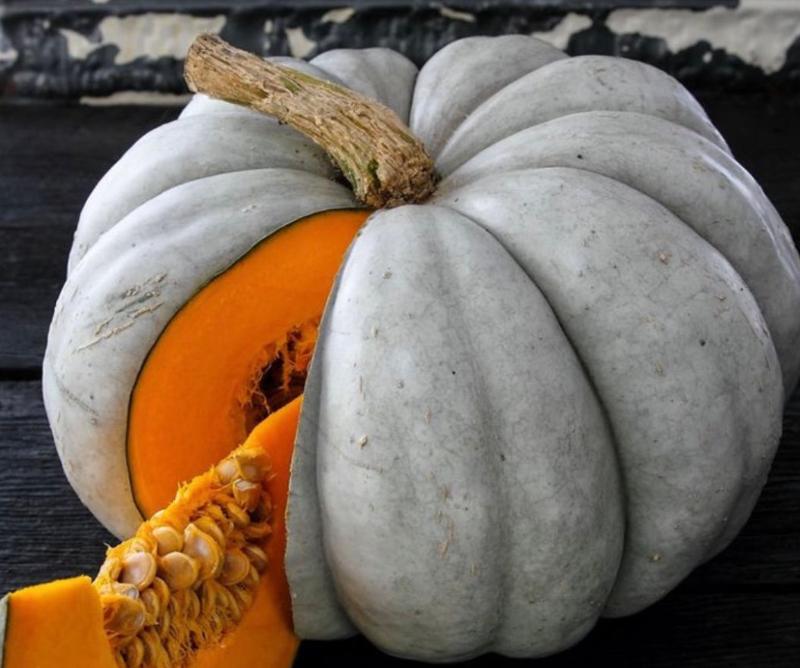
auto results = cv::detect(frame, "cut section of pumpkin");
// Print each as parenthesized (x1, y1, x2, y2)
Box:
(128, 209, 368, 518)
(1, 576, 116, 668)
(1, 399, 303, 668)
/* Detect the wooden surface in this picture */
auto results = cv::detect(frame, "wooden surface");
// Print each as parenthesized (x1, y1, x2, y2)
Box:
(0, 95, 799, 665)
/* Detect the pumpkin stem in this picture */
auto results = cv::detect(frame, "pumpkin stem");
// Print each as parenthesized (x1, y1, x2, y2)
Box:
(184, 34, 437, 208)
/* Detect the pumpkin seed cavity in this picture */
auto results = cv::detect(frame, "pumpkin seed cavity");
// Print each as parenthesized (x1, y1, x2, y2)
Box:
(243, 318, 318, 433)
(94, 442, 273, 667)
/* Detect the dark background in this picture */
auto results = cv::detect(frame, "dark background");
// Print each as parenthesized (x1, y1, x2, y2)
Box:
(1, 1, 799, 666)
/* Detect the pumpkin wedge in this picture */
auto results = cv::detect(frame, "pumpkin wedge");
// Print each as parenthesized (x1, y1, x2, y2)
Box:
(1, 400, 302, 668)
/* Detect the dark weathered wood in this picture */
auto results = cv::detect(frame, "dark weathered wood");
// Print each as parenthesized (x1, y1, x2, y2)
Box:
(0, 382, 114, 590)
(4, 0, 787, 100)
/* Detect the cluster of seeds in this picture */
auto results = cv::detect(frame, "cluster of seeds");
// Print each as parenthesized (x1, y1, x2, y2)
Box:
(93, 444, 273, 668)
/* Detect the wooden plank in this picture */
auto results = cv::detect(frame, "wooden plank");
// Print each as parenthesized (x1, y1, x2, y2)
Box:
(0, 381, 114, 593)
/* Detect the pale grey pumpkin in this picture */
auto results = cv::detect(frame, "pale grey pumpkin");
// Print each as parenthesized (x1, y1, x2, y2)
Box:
(43, 35, 799, 661)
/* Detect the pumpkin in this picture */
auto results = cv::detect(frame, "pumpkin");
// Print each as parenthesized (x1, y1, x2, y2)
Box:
(31, 32, 797, 665)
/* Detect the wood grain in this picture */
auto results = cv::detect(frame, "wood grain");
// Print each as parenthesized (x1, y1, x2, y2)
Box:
(0, 93, 798, 665)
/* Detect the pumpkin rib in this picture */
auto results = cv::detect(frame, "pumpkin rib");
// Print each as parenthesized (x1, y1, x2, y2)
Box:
(438, 109, 800, 392)
(69, 117, 336, 272)
(435, 55, 729, 177)
(439, 166, 782, 616)
(288, 203, 625, 657)
(409, 35, 567, 159)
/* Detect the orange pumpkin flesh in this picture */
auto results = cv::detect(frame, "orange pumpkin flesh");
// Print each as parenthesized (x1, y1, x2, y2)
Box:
(2, 577, 116, 668)
(129, 209, 368, 517)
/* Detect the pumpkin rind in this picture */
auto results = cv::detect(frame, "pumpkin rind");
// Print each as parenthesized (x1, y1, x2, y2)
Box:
(441, 110, 800, 392)
(435, 54, 730, 174)
(439, 167, 783, 615)
(409, 35, 567, 158)
(68, 116, 335, 272)
(288, 205, 625, 658)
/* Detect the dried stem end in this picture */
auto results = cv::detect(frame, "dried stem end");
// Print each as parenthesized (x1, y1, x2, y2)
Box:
(94, 443, 273, 668)
(184, 34, 437, 208)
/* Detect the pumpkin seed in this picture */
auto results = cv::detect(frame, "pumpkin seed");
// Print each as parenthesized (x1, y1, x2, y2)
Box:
(120, 551, 157, 590)
(98, 556, 123, 581)
(150, 576, 170, 610)
(225, 502, 250, 528)
(193, 516, 226, 547)
(103, 595, 146, 637)
(234, 449, 269, 482)
(232, 479, 261, 511)
(123, 637, 145, 668)
(183, 523, 224, 579)
(152, 525, 183, 555)
(158, 552, 199, 590)
(216, 457, 239, 484)
(219, 549, 250, 586)
(139, 588, 160, 625)
(243, 544, 268, 572)
(243, 520, 271, 540)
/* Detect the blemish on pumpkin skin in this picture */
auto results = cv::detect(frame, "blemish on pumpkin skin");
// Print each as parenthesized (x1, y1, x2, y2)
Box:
(78, 302, 164, 351)
(53, 373, 100, 417)
(437, 516, 455, 558)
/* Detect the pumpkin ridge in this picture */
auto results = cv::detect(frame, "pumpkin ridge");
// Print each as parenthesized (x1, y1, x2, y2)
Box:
(69, 118, 335, 273)
(434, 197, 633, 563)
(435, 55, 729, 177)
(436, 110, 800, 394)
(439, 166, 782, 615)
